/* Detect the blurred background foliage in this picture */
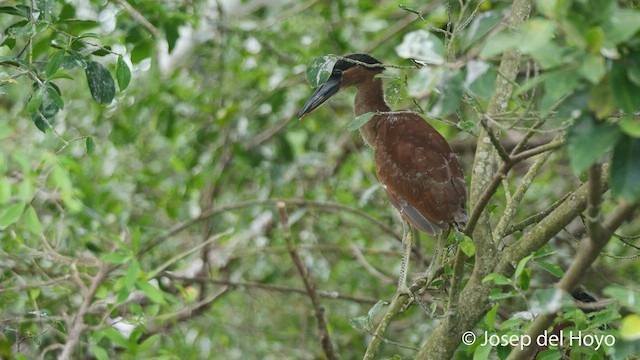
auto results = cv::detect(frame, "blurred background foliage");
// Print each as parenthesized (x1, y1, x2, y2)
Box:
(0, 0, 639, 359)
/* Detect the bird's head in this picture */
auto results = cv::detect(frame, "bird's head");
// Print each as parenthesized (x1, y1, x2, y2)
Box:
(298, 54, 385, 118)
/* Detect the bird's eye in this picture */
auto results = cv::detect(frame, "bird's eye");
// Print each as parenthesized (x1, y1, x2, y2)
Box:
(332, 70, 342, 76)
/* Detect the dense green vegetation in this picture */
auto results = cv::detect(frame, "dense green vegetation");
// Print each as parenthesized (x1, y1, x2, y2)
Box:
(1, 0, 639, 359)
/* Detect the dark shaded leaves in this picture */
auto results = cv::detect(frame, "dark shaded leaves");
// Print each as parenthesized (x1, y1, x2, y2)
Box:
(85, 61, 115, 104)
(611, 135, 640, 202)
(567, 115, 621, 174)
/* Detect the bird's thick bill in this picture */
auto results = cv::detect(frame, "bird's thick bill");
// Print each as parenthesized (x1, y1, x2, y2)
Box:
(297, 77, 341, 118)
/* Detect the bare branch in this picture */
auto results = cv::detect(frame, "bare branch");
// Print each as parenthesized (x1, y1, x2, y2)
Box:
(277, 201, 339, 360)
(164, 273, 379, 304)
(58, 263, 109, 360)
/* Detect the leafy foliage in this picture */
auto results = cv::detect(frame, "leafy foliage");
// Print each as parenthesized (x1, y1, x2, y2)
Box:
(1, 0, 640, 359)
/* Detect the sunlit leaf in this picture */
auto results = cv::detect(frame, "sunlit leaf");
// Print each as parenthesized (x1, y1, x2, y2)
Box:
(619, 116, 640, 138)
(530, 288, 573, 314)
(0, 202, 26, 227)
(604, 286, 640, 313)
(535, 261, 564, 278)
(407, 66, 443, 98)
(620, 315, 640, 340)
(136, 280, 167, 304)
(459, 10, 503, 50)
(520, 19, 556, 54)
(347, 112, 376, 131)
(482, 273, 512, 286)
(116, 56, 131, 91)
(305, 56, 336, 88)
(603, 9, 640, 44)
(24, 205, 42, 235)
(465, 60, 497, 98)
(395, 30, 445, 65)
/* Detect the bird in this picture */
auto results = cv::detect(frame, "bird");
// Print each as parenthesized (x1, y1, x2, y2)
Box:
(298, 54, 468, 294)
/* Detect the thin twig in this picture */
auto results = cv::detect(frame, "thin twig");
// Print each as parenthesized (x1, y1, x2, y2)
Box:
(277, 201, 339, 360)
(113, 0, 159, 37)
(58, 263, 109, 360)
(506, 201, 639, 360)
(164, 273, 379, 304)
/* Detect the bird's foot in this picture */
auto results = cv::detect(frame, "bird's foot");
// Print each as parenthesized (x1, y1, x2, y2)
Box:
(395, 283, 415, 311)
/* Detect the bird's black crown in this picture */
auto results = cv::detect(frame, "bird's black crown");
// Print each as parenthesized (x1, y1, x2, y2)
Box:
(335, 54, 385, 72)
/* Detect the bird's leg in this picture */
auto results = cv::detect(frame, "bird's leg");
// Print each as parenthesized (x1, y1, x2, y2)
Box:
(415, 228, 449, 287)
(396, 220, 412, 296)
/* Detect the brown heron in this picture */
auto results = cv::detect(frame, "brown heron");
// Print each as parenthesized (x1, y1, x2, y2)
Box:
(298, 54, 467, 293)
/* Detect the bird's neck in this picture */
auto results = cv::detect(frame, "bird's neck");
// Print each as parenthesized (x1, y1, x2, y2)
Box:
(354, 78, 390, 148)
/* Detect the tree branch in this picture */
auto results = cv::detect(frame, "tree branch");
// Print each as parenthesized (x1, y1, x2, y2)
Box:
(277, 201, 339, 360)
(58, 263, 109, 360)
(506, 201, 638, 360)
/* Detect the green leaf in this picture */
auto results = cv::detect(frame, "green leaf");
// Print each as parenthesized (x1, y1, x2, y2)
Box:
(116, 56, 131, 91)
(514, 254, 533, 281)
(86, 136, 95, 154)
(459, 10, 503, 50)
(45, 82, 63, 110)
(566, 115, 621, 174)
(407, 66, 444, 98)
(349, 315, 370, 331)
(136, 280, 167, 304)
(101, 252, 131, 264)
(618, 116, 640, 138)
(578, 54, 606, 84)
(347, 112, 376, 131)
(458, 235, 475, 257)
(530, 288, 573, 314)
(396, 30, 445, 65)
(0, 177, 10, 204)
(124, 260, 139, 291)
(45, 50, 65, 78)
(305, 56, 336, 88)
(480, 31, 519, 58)
(138, 333, 160, 352)
(519, 19, 556, 54)
(102, 327, 129, 346)
(611, 62, 640, 115)
(27, 86, 44, 113)
(610, 135, 640, 202)
(473, 343, 491, 360)
(604, 286, 640, 313)
(482, 273, 512, 286)
(465, 60, 497, 99)
(432, 70, 464, 116)
(535, 261, 564, 277)
(31, 83, 62, 132)
(620, 314, 640, 340)
(486, 304, 499, 329)
(0, 202, 26, 227)
(24, 205, 42, 235)
(367, 300, 385, 322)
(603, 9, 640, 45)
(0, 6, 30, 18)
(91, 345, 109, 360)
(85, 61, 115, 104)
(541, 71, 579, 116)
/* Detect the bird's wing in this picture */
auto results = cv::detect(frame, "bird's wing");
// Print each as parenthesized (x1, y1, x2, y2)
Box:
(374, 115, 467, 235)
